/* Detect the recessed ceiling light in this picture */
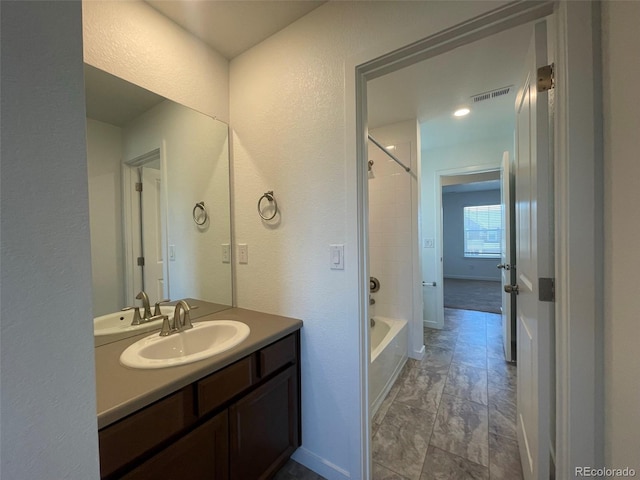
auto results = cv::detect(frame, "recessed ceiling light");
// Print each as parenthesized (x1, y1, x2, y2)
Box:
(454, 108, 470, 117)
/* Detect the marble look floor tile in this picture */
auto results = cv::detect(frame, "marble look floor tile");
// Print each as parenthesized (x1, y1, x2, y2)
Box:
(488, 387, 517, 439)
(273, 459, 326, 480)
(486, 340, 506, 360)
(373, 462, 409, 480)
(424, 329, 458, 349)
(373, 366, 408, 432)
(430, 394, 489, 467)
(488, 433, 523, 480)
(452, 343, 487, 369)
(421, 446, 489, 480)
(487, 358, 517, 392)
(411, 346, 454, 371)
(395, 367, 447, 413)
(444, 364, 488, 405)
(457, 332, 488, 346)
(373, 403, 436, 480)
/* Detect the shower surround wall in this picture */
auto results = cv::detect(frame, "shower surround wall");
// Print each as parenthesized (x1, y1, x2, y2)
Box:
(368, 122, 422, 360)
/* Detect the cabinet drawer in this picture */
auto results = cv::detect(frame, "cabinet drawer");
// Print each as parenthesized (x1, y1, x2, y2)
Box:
(99, 388, 194, 478)
(197, 356, 253, 416)
(258, 334, 297, 378)
(121, 411, 229, 480)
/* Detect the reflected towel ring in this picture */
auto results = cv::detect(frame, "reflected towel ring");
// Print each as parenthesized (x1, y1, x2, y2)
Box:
(192, 201, 208, 225)
(257, 191, 278, 221)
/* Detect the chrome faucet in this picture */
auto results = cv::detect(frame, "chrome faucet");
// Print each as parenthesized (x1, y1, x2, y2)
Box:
(136, 291, 153, 320)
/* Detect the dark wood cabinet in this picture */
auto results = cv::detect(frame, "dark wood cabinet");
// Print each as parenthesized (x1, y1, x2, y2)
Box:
(99, 331, 301, 480)
(230, 366, 298, 480)
(121, 411, 229, 480)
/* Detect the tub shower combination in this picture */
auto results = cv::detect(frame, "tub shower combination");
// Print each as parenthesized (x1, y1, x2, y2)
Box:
(368, 276, 408, 415)
(370, 316, 408, 414)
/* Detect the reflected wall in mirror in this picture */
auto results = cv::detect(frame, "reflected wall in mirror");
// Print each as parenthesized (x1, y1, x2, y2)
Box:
(85, 65, 233, 341)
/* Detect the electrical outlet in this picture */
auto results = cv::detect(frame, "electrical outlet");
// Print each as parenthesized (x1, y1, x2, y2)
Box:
(424, 238, 435, 248)
(221, 244, 230, 263)
(238, 244, 248, 264)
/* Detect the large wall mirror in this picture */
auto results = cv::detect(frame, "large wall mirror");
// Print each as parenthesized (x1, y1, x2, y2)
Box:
(85, 65, 233, 345)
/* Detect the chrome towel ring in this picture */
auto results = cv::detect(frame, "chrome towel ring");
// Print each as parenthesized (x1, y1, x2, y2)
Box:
(192, 201, 208, 225)
(258, 191, 278, 221)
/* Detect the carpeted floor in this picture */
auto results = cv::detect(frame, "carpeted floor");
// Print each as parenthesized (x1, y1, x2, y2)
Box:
(443, 278, 502, 313)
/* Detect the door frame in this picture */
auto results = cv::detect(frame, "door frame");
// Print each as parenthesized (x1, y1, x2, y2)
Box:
(349, 1, 603, 477)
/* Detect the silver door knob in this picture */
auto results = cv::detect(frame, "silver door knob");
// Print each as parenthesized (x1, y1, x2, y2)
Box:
(497, 263, 511, 270)
(504, 284, 519, 294)
(422, 281, 437, 287)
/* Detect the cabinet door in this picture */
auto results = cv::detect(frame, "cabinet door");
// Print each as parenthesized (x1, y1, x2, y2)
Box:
(121, 411, 229, 480)
(230, 365, 299, 480)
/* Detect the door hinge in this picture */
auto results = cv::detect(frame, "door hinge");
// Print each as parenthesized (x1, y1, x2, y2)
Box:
(137, 256, 145, 267)
(135, 182, 143, 192)
(539, 277, 555, 302)
(537, 64, 554, 92)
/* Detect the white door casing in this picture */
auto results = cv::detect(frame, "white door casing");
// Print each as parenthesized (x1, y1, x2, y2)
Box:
(141, 166, 165, 304)
(514, 21, 554, 480)
(500, 151, 515, 362)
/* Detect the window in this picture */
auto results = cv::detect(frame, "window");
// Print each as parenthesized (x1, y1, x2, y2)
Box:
(463, 204, 502, 258)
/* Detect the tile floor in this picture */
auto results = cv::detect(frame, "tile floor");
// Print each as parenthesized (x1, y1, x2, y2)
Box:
(372, 308, 522, 480)
(275, 308, 522, 480)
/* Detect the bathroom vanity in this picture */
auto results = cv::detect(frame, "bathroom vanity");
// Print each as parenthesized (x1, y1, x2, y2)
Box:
(95, 307, 302, 479)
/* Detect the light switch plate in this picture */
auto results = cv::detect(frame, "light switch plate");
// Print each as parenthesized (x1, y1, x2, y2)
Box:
(330, 244, 344, 270)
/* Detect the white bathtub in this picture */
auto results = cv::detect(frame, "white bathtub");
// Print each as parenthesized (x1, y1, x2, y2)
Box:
(369, 316, 408, 416)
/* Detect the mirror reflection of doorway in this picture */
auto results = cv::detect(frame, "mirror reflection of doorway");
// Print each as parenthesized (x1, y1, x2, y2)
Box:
(123, 148, 170, 308)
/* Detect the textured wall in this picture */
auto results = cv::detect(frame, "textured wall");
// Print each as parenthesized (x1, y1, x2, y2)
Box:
(230, 2, 508, 477)
(87, 119, 125, 316)
(602, 0, 640, 471)
(0, 2, 100, 478)
(82, 0, 229, 122)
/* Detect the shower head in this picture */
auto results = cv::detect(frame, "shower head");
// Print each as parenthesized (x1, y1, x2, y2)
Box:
(368, 160, 374, 171)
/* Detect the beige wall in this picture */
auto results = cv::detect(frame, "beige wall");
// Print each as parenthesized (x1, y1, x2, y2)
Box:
(603, 0, 640, 471)
(230, 2, 509, 477)
(82, 0, 229, 122)
(0, 1, 99, 478)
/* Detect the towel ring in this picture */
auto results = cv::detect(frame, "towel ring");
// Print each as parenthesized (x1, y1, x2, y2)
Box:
(257, 191, 278, 221)
(192, 201, 208, 225)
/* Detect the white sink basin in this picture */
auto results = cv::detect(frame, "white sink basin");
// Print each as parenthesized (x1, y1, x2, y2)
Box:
(94, 306, 174, 337)
(119, 320, 250, 369)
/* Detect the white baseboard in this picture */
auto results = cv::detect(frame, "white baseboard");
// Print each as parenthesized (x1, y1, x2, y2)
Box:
(409, 345, 425, 361)
(292, 447, 351, 480)
(443, 274, 501, 282)
(423, 319, 442, 330)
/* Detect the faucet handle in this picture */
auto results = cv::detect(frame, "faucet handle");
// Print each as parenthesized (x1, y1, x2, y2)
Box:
(153, 299, 171, 316)
(122, 306, 142, 326)
(159, 315, 171, 336)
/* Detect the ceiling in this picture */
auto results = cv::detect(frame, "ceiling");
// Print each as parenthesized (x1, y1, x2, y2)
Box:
(367, 22, 533, 150)
(142, 1, 532, 151)
(146, 0, 326, 59)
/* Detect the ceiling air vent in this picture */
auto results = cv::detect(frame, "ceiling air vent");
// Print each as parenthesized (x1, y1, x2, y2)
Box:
(471, 85, 513, 103)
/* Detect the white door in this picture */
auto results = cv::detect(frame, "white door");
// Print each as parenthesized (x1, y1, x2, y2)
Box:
(514, 21, 554, 480)
(499, 151, 515, 362)
(141, 166, 165, 304)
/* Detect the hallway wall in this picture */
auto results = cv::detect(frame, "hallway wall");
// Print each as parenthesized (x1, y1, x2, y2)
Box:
(602, 0, 640, 471)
